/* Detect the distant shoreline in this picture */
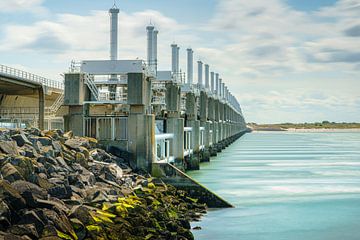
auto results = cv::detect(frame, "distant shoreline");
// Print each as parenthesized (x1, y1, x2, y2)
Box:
(248, 122, 360, 132)
(252, 128, 360, 132)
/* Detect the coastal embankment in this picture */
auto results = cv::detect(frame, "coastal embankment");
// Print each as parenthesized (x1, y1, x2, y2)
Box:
(0, 128, 206, 240)
(248, 122, 360, 132)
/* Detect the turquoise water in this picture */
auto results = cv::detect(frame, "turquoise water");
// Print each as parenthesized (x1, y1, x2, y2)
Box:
(188, 131, 360, 240)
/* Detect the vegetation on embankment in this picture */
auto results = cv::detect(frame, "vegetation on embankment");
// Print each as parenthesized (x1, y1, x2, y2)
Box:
(0, 128, 206, 240)
(248, 121, 360, 131)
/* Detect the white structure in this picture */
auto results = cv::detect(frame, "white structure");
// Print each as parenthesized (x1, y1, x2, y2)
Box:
(187, 48, 193, 85)
(205, 64, 209, 90)
(109, 7, 119, 61)
(197, 61, 203, 86)
(211, 72, 215, 93)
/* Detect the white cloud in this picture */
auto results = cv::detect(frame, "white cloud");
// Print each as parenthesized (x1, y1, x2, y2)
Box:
(0, 9, 190, 65)
(0, 0, 47, 14)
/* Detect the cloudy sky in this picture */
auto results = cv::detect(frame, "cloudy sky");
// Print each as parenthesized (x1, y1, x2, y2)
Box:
(0, 0, 359, 123)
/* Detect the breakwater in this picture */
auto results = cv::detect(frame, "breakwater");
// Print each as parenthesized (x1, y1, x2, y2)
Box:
(0, 128, 206, 239)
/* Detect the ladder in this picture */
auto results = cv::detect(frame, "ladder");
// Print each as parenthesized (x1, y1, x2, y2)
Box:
(84, 74, 99, 101)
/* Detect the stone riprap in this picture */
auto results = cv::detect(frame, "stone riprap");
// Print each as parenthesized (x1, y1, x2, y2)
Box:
(0, 128, 206, 240)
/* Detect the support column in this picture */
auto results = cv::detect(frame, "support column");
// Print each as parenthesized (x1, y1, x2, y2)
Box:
(185, 92, 200, 170)
(199, 91, 210, 162)
(38, 86, 45, 130)
(207, 97, 217, 156)
(127, 73, 155, 172)
(165, 82, 185, 170)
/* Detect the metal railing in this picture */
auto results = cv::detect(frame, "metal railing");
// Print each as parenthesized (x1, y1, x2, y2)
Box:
(84, 74, 99, 100)
(98, 91, 127, 103)
(151, 96, 166, 105)
(155, 133, 174, 163)
(84, 116, 128, 141)
(184, 127, 193, 157)
(46, 93, 64, 116)
(199, 126, 205, 150)
(0, 64, 64, 89)
(0, 107, 39, 119)
(151, 81, 166, 91)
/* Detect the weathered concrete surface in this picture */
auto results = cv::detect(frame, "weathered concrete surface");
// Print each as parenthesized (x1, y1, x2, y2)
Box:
(152, 162, 234, 208)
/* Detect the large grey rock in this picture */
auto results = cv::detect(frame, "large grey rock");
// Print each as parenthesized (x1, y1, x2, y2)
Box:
(9, 224, 39, 239)
(0, 180, 26, 211)
(11, 181, 47, 208)
(1, 163, 24, 182)
(48, 184, 72, 199)
(8, 156, 34, 181)
(20, 144, 38, 158)
(0, 141, 19, 155)
(31, 137, 52, 147)
(64, 138, 90, 150)
(0, 201, 11, 231)
(18, 210, 45, 235)
(11, 133, 31, 147)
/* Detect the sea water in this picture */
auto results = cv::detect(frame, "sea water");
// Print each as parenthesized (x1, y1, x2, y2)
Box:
(188, 131, 360, 240)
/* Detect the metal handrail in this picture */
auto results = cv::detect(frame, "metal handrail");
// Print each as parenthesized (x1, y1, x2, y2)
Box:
(0, 64, 64, 89)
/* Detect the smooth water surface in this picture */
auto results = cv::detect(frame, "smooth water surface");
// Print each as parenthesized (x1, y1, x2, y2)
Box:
(188, 131, 360, 240)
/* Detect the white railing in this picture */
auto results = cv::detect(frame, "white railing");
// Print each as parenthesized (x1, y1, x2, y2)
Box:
(0, 64, 64, 89)
(200, 126, 205, 150)
(209, 129, 213, 146)
(46, 93, 64, 116)
(98, 91, 127, 103)
(0, 107, 39, 119)
(152, 81, 166, 91)
(84, 116, 128, 141)
(151, 96, 166, 105)
(155, 133, 174, 163)
(84, 74, 99, 100)
(184, 127, 193, 157)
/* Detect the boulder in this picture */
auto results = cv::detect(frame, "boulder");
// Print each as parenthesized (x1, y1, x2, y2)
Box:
(48, 184, 72, 199)
(1, 163, 24, 182)
(0, 180, 26, 211)
(18, 210, 45, 236)
(75, 152, 88, 168)
(63, 131, 73, 139)
(40, 146, 55, 158)
(0, 201, 11, 231)
(11, 133, 31, 147)
(64, 138, 90, 151)
(36, 199, 69, 213)
(68, 205, 94, 225)
(34, 137, 53, 147)
(9, 224, 39, 239)
(0, 141, 18, 155)
(8, 156, 34, 181)
(11, 180, 47, 207)
(70, 218, 86, 240)
(20, 144, 38, 158)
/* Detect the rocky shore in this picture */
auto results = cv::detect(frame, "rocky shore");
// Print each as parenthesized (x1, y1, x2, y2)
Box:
(0, 128, 206, 240)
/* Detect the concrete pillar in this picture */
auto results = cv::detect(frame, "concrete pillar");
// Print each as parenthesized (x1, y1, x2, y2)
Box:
(63, 73, 87, 136)
(165, 82, 185, 169)
(127, 73, 155, 172)
(185, 91, 200, 170)
(128, 113, 155, 172)
(38, 86, 45, 130)
(166, 82, 181, 116)
(185, 92, 197, 119)
(167, 117, 184, 168)
(199, 91, 210, 162)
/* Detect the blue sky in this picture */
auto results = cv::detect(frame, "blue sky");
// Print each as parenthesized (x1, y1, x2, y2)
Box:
(0, 0, 359, 123)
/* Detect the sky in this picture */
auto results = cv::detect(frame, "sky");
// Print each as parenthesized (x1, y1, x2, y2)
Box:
(0, 0, 359, 123)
